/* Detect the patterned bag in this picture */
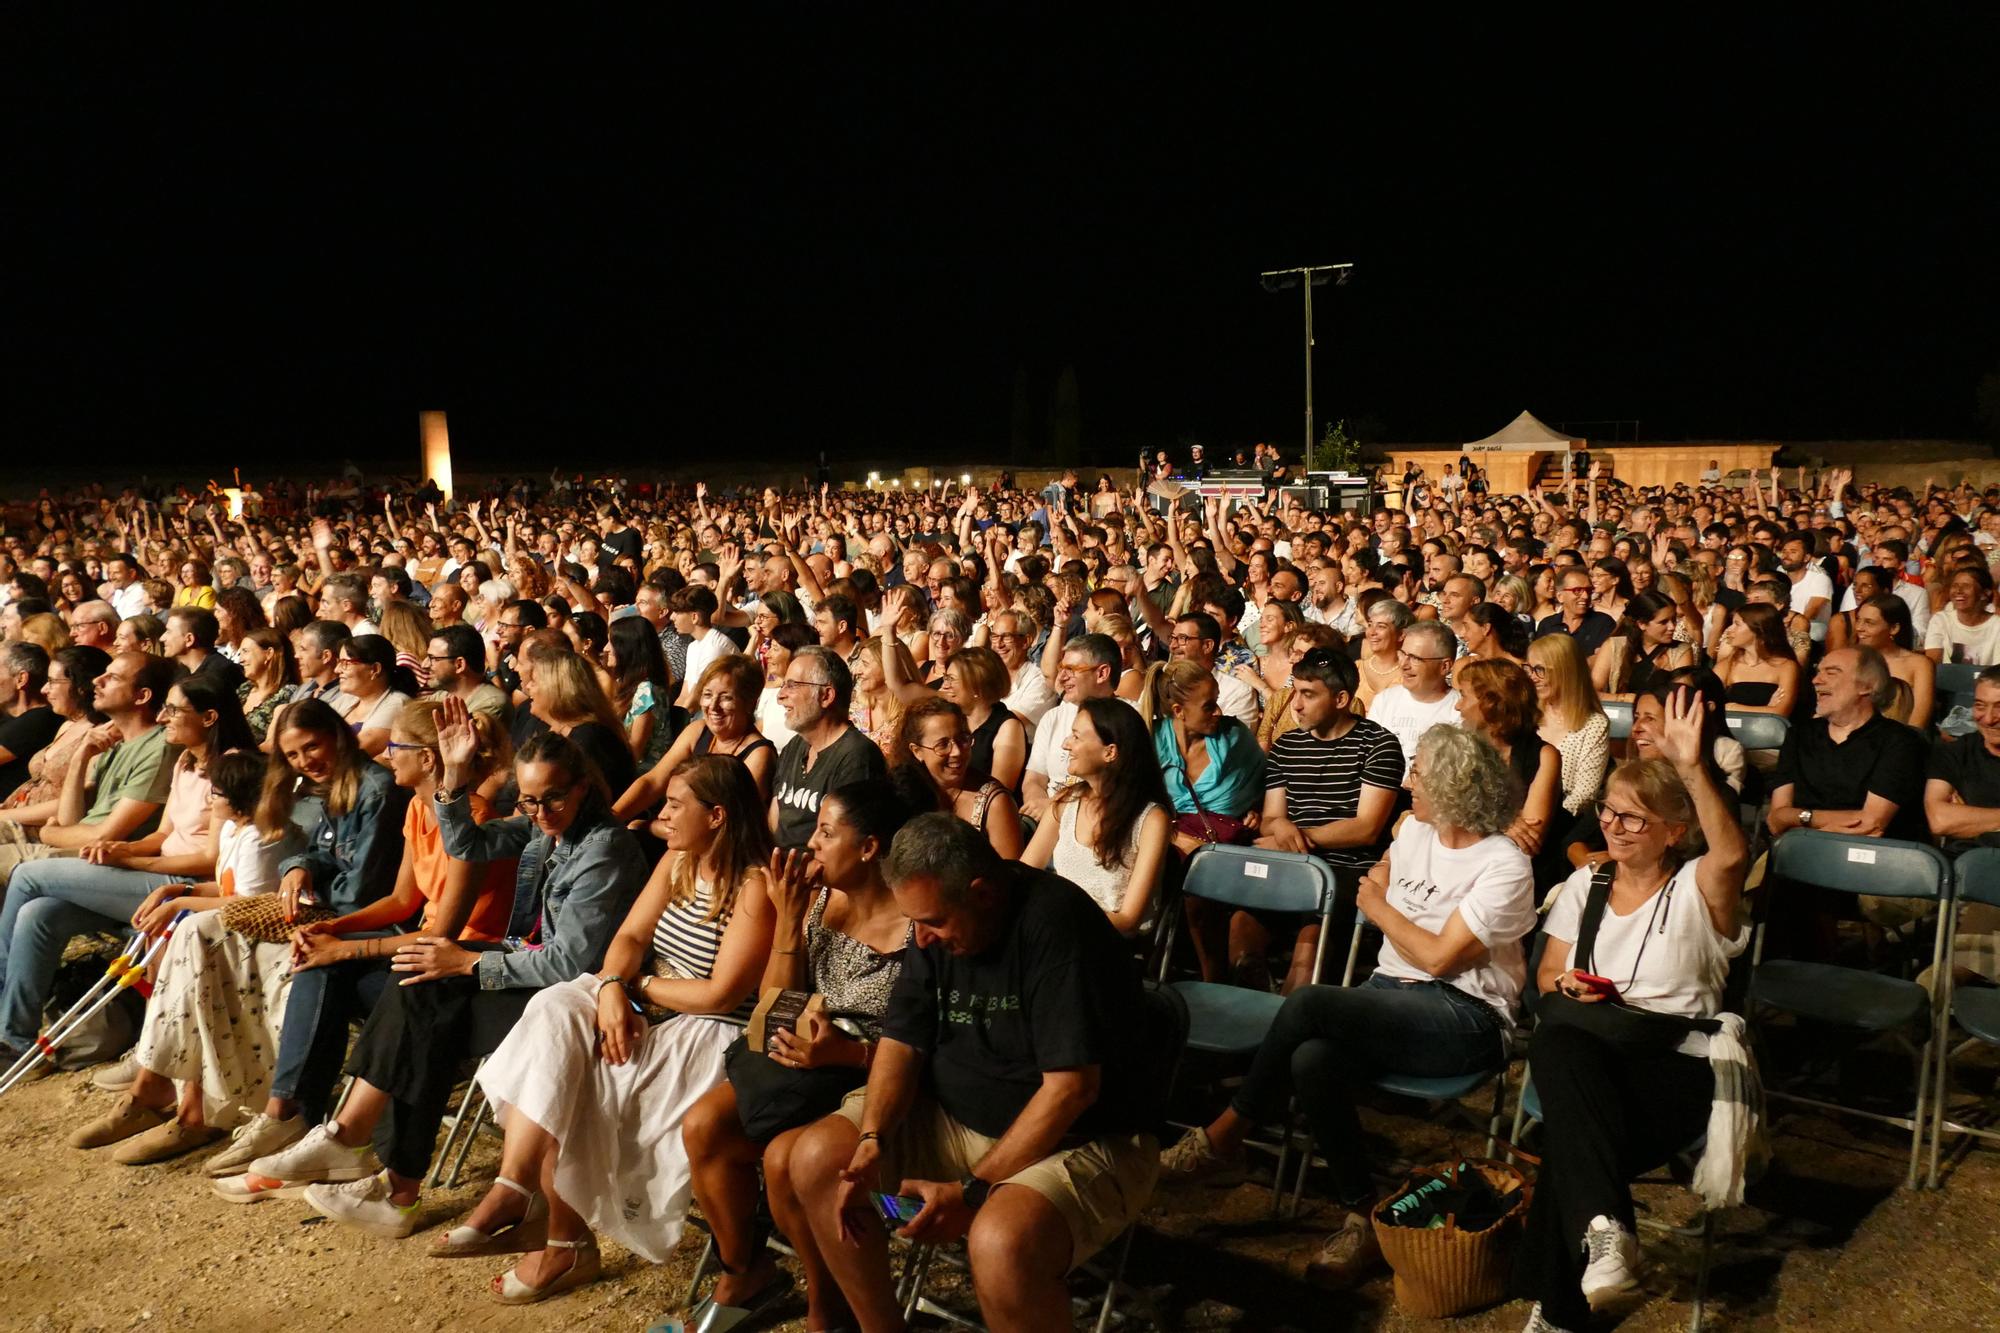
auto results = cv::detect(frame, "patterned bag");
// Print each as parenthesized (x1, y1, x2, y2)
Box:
(218, 893, 333, 944)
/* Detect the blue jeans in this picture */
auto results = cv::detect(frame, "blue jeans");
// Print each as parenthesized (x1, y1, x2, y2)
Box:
(1230, 974, 1506, 1204)
(271, 944, 394, 1122)
(0, 860, 187, 1050)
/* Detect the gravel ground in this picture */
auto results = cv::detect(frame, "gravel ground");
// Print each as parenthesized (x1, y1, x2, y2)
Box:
(4, 1059, 1999, 1333)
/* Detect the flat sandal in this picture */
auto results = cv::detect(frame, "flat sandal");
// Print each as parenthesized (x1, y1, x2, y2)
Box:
(491, 1235, 600, 1305)
(432, 1175, 547, 1258)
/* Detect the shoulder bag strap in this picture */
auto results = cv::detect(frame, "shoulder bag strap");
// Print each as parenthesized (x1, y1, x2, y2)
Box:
(1573, 862, 1618, 977)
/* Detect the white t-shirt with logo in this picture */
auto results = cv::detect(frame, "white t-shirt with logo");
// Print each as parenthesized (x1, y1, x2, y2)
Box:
(1371, 818, 1536, 1025)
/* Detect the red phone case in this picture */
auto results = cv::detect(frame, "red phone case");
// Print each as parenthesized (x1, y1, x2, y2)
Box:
(1574, 971, 1618, 995)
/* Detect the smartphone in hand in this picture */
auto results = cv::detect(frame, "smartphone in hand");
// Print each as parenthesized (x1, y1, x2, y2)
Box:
(871, 1192, 925, 1226)
(1573, 971, 1620, 999)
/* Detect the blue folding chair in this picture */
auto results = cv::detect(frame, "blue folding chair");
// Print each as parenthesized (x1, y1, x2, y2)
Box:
(1159, 845, 1338, 1213)
(1162, 845, 1339, 1060)
(1927, 847, 2000, 1187)
(1721, 710, 1789, 754)
(1263, 912, 1519, 1216)
(1752, 830, 1951, 1188)
(1935, 661, 1980, 711)
(1604, 698, 1634, 742)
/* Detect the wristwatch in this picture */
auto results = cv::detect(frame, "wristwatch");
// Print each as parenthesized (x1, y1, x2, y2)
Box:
(1798, 809, 1814, 828)
(959, 1174, 992, 1211)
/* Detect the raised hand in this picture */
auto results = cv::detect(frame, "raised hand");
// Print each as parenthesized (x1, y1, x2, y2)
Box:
(1654, 684, 1706, 771)
(879, 585, 911, 632)
(695, 481, 708, 501)
(311, 518, 335, 551)
(434, 692, 478, 779)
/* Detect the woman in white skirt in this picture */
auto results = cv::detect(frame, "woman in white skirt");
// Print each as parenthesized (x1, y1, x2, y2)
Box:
(457, 753, 776, 1304)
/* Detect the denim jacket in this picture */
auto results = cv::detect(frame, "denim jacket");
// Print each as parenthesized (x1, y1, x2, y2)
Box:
(435, 791, 649, 991)
(277, 763, 411, 916)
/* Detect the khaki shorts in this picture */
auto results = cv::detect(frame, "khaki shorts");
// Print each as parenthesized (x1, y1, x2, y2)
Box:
(836, 1087, 1158, 1270)
(0, 822, 71, 892)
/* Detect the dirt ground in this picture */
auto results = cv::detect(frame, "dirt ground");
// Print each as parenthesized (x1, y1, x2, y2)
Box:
(4, 1059, 2000, 1333)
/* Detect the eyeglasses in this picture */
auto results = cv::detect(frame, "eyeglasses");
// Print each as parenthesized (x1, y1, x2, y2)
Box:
(1526, 664, 1550, 679)
(384, 740, 430, 753)
(1397, 650, 1450, 664)
(516, 789, 576, 816)
(912, 735, 973, 755)
(778, 677, 831, 693)
(155, 702, 187, 718)
(1591, 801, 1654, 834)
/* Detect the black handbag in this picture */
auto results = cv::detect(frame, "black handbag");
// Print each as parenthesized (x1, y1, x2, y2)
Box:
(1537, 864, 1719, 1056)
(722, 1034, 866, 1144)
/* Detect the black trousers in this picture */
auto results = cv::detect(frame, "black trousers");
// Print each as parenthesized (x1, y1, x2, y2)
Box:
(343, 974, 535, 1179)
(1511, 1024, 1712, 1329)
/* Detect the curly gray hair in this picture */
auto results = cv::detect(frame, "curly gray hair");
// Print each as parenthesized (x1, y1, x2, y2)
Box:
(1414, 724, 1522, 838)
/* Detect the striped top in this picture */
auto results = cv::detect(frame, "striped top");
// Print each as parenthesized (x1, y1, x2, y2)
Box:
(651, 873, 756, 1021)
(1263, 717, 1406, 869)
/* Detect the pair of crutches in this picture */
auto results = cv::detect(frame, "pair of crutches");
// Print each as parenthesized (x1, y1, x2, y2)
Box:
(0, 910, 189, 1096)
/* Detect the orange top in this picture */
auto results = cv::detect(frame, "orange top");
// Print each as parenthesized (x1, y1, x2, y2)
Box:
(405, 791, 517, 942)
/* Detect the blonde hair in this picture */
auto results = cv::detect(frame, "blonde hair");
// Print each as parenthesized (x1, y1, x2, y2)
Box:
(18, 613, 70, 655)
(535, 650, 625, 735)
(1606, 758, 1702, 863)
(376, 600, 433, 662)
(1138, 658, 1214, 730)
(948, 645, 1009, 704)
(394, 697, 512, 784)
(857, 635, 916, 738)
(1527, 631, 1602, 731)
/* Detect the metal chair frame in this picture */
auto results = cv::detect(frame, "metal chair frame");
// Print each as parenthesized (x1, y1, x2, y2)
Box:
(1753, 830, 1952, 1189)
(1926, 847, 2000, 1187)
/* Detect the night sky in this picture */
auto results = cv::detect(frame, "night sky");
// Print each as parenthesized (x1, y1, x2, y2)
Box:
(8, 13, 1998, 473)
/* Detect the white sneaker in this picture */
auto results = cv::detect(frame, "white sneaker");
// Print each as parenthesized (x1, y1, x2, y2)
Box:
(1580, 1214, 1642, 1312)
(1521, 1301, 1578, 1333)
(1158, 1126, 1248, 1186)
(91, 1053, 140, 1092)
(305, 1170, 420, 1239)
(204, 1113, 307, 1178)
(245, 1121, 380, 1187)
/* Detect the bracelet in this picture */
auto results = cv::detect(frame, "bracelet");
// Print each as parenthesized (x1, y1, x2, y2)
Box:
(857, 1130, 881, 1144)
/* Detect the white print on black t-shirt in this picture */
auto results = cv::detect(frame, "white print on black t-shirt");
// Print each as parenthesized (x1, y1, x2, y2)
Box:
(776, 781, 823, 814)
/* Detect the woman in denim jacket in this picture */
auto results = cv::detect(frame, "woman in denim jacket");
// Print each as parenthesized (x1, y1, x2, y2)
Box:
(240, 696, 649, 1237)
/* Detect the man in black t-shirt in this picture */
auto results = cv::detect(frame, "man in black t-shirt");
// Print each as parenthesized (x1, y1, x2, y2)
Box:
(769, 647, 887, 848)
(1925, 668, 2000, 855)
(1533, 567, 1617, 659)
(781, 814, 1159, 1332)
(1768, 647, 1929, 843)
(0, 643, 61, 802)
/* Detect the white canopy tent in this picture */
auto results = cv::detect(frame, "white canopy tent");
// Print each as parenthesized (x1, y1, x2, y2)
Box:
(1463, 410, 1584, 453)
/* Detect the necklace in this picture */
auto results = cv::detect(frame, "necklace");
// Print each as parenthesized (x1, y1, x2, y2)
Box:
(1612, 863, 1677, 993)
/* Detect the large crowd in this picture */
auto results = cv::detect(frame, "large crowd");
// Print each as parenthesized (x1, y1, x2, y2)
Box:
(0, 455, 1997, 1333)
